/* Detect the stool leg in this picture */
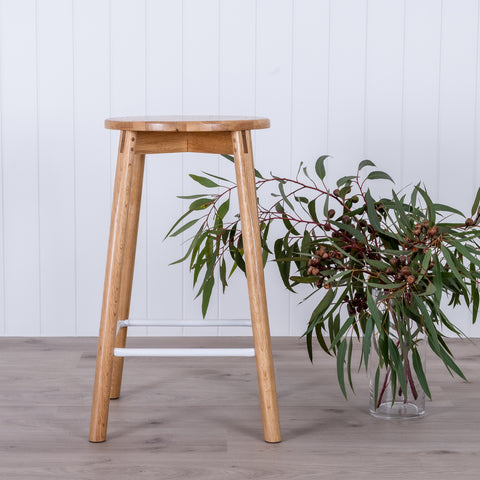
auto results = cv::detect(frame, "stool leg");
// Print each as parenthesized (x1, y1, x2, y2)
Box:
(232, 130, 281, 443)
(89, 131, 137, 443)
(110, 153, 145, 400)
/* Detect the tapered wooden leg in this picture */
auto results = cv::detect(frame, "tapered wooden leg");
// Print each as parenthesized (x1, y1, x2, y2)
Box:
(232, 130, 281, 443)
(89, 131, 137, 443)
(110, 153, 145, 400)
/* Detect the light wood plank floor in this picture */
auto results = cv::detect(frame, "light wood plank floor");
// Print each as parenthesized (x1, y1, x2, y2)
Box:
(0, 337, 479, 479)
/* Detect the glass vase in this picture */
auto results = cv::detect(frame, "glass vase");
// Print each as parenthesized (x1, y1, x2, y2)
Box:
(368, 330, 426, 419)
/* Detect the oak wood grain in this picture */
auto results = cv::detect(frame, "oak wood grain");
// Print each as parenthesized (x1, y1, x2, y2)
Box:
(105, 115, 270, 132)
(135, 131, 233, 154)
(110, 154, 145, 400)
(232, 130, 281, 443)
(89, 132, 137, 442)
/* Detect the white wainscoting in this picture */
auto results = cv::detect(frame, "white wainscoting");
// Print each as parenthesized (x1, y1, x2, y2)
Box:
(1, 0, 479, 337)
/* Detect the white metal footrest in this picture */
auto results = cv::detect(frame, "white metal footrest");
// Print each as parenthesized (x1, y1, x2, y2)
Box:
(117, 319, 251, 332)
(114, 348, 255, 357)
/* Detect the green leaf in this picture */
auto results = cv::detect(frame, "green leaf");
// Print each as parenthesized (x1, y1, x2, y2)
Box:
(374, 366, 380, 409)
(217, 199, 230, 219)
(169, 218, 200, 237)
(164, 209, 195, 239)
(436, 344, 467, 381)
(308, 288, 336, 330)
(221, 153, 263, 178)
(415, 185, 436, 227)
(365, 190, 382, 231)
(446, 237, 480, 268)
(434, 203, 464, 218)
(471, 262, 479, 324)
(471, 186, 480, 216)
(366, 171, 394, 183)
(412, 348, 432, 399)
(189, 174, 219, 188)
(307, 331, 313, 362)
(347, 337, 355, 392)
(202, 171, 235, 184)
(366, 291, 382, 331)
(274, 238, 295, 292)
(189, 197, 214, 211)
(364, 258, 388, 271)
(177, 194, 214, 200)
(330, 315, 356, 349)
(201, 276, 215, 317)
(315, 324, 332, 356)
(413, 295, 440, 353)
(336, 175, 356, 188)
(221, 154, 234, 163)
(363, 316, 374, 368)
(388, 338, 407, 397)
(336, 338, 348, 399)
(391, 190, 412, 230)
(358, 159, 376, 171)
(308, 200, 319, 224)
(329, 220, 367, 243)
(275, 203, 300, 235)
(279, 181, 294, 211)
(290, 276, 320, 284)
(315, 155, 329, 181)
(219, 258, 227, 292)
(440, 245, 469, 297)
(433, 257, 442, 301)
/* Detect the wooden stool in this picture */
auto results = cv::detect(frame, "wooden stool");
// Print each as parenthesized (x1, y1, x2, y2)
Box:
(89, 116, 281, 443)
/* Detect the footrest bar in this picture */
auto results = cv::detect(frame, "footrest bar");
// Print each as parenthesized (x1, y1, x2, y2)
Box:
(113, 348, 255, 357)
(117, 319, 251, 329)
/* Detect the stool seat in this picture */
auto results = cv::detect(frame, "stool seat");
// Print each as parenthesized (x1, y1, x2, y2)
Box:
(105, 115, 270, 132)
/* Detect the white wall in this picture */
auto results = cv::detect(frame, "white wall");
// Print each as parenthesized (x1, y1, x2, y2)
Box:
(1, 0, 479, 337)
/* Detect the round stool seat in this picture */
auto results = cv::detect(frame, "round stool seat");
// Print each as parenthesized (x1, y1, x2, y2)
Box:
(105, 115, 270, 132)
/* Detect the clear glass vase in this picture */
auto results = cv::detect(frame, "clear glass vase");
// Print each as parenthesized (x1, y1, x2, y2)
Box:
(368, 330, 426, 419)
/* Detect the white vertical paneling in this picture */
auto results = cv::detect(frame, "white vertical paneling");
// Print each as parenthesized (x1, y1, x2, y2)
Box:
(402, 0, 442, 195)
(438, 1, 477, 213)
(472, 6, 480, 339)
(110, 0, 147, 336)
(437, 0, 478, 337)
(364, 0, 405, 198)
(37, 0, 76, 335)
(145, 0, 184, 336)
(73, 0, 110, 335)
(0, 2, 480, 337)
(0, 0, 4, 336)
(0, 0, 40, 335)
(217, 0, 256, 336)
(327, 0, 368, 181)
(256, 0, 293, 336)
(289, 0, 330, 336)
(181, 0, 220, 335)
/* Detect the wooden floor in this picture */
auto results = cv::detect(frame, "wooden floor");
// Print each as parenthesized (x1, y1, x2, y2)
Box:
(0, 337, 479, 479)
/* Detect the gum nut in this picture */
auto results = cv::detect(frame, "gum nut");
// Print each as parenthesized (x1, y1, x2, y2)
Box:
(333, 189, 340, 196)
(407, 275, 416, 284)
(342, 215, 350, 224)
(328, 209, 336, 218)
(307, 266, 314, 275)
(322, 252, 329, 260)
(399, 255, 407, 264)
(311, 268, 321, 276)
(465, 218, 474, 227)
